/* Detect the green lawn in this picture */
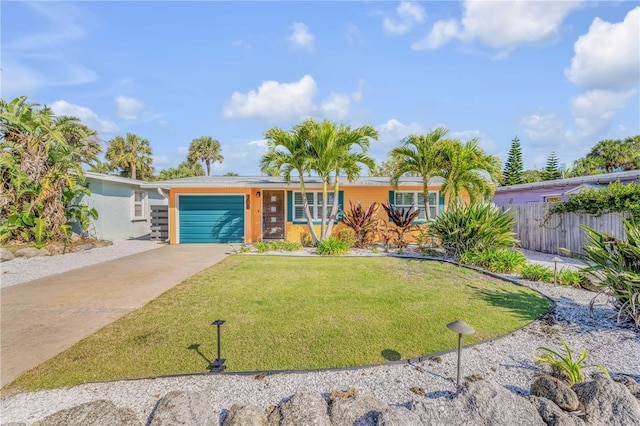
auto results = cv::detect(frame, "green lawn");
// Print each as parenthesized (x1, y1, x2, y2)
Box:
(8, 256, 550, 392)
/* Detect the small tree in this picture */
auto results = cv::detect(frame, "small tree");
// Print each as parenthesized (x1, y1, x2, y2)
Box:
(188, 136, 224, 176)
(542, 152, 562, 181)
(502, 136, 524, 185)
(341, 201, 379, 248)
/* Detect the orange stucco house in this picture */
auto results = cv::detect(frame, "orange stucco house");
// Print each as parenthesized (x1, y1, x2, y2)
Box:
(141, 176, 447, 244)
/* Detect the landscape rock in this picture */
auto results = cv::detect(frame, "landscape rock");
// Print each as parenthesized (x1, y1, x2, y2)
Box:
(329, 393, 388, 426)
(32, 400, 139, 426)
(530, 396, 585, 426)
(412, 380, 546, 426)
(70, 232, 82, 243)
(531, 374, 581, 411)
(614, 376, 640, 399)
(14, 247, 45, 258)
(73, 243, 94, 252)
(0, 247, 15, 262)
(377, 406, 423, 425)
(222, 404, 268, 426)
(573, 376, 640, 425)
(45, 243, 67, 256)
(269, 391, 330, 426)
(149, 390, 218, 426)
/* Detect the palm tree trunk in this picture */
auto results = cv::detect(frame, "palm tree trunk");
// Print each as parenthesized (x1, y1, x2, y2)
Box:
(320, 179, 328, 240)
(325, 177, 341, 238)
(300, 178, 320, 244)
(131, 163, 137, 180)
(423, 176, 431, 221)
(206, 160, 211, 176)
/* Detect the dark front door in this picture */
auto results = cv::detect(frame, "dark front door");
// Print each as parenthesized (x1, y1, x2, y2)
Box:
(262, 190, 285, 240)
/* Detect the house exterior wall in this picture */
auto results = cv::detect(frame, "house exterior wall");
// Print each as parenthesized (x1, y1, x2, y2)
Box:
(492, 186, 576, 205)
(84, 177, 166, 240)
(168, 184, 451, 244)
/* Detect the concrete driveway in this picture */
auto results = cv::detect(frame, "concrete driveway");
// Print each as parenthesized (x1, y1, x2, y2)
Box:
(1, 244, 230, 388)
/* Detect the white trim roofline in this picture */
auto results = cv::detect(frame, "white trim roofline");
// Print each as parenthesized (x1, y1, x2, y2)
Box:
(83, 171, 149, 187)
(495, 170, 640, 193)
(140, 175, 445, 189)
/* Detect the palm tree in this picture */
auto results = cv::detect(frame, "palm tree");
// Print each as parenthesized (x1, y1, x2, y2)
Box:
(305, 119, 378, 239)
(188, 136, 223, 176)
(1, 96, 101, 241)
(105, 133, 153, 180)
(157, 161, 205, 180)
(438, 138, 501, 208)
(261, 122, 319, 243)
(388, 128, 448, 221)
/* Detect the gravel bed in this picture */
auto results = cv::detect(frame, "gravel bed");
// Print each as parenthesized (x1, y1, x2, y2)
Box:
(1, 253, 638, 425)
(0, 240, 164, 288)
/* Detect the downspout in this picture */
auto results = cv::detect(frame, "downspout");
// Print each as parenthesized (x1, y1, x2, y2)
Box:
(157, 187, 170, 242)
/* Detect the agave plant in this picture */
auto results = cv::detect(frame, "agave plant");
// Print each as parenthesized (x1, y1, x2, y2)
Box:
(381, 202, 420, 249)
(580, 217, 640, 329)
(341, 201, 379, 248)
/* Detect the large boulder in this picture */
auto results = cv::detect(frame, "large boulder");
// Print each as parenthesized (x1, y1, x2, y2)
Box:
(269, 392, 330, 426)
(377, 406, 423, 425)
(573, 376, 640, 426)
(222, 404, 268, 426)
(531, 374, 580, 411)
(32, 400, 139, 426)
(149, 390, 218, 426)
(14, 247, 45, 258)
(412, 380, 546, 426)
(614, 376, 640, 400)
(0, 247, 15, 262)
(329, 394, 388, 426)
(530, 396, 585, 426)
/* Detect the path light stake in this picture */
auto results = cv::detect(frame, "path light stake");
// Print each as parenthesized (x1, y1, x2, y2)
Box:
(446, 320, 475, 389)
(211, 319, 226, 373)
(552, 256, 563, 284)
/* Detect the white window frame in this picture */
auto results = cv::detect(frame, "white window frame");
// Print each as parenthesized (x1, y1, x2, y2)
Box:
(132, 190, 148, 220)
(394, 191, 439, 222)
(292, 191, 336, 221)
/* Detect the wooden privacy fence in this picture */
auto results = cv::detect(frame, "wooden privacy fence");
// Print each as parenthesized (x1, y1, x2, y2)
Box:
(498, 203, 627, 255)
(150, 205, 169, 241)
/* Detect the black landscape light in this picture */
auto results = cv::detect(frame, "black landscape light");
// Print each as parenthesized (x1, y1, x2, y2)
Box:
(210, 319, 226, 373)
(447, 319, 475, 389)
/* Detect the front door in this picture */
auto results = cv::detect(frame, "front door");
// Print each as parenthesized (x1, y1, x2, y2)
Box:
(262, 190, 285, 240)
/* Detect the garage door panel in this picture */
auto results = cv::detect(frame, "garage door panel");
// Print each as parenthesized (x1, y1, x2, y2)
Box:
(178, 195, 245, 244)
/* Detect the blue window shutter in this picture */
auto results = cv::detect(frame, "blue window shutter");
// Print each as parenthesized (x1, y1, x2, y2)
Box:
(337, 190, 344, 220)
(388, 190, 395, 206)
(287, 191, 293, 222)
(438, 194, 445, 216)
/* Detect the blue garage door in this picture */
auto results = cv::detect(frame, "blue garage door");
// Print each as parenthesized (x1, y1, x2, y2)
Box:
(179, 195, 245, 243)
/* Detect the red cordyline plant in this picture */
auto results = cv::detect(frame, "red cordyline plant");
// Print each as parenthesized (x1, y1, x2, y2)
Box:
(381, 202, 421, 249)
(341, 201, 379, 248)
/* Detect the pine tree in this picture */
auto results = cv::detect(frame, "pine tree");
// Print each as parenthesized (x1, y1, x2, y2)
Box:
(542, 152, 562, 181)
(502, 136, 524, 185)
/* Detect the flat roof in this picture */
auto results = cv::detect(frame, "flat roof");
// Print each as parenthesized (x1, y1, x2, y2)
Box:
(140, 175, 445, 189)
(495, 170, 640, 193)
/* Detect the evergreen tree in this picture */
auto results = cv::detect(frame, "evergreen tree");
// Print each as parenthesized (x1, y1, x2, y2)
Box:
(502, 136, 524, 185)
(542, 152, 562, 181)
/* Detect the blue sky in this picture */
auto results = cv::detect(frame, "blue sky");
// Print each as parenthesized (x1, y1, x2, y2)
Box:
(3, 1, 639, 176)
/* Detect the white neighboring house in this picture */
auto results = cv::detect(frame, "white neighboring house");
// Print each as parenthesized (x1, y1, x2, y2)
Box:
(78, 172, 168, 240)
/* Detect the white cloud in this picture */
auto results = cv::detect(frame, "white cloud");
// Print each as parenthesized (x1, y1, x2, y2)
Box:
(224, 75, 318, 121)
(232, 39, 251, 49)
(116, 96, 145, 120)
(411, 20, 459, 50)
(569, 89, 638, 140)
(248, 139, 268, 148)
(413, 0, 580, 52)
(565, 7, 640, 90)
(152, 155, 170, 166)
(519, 114, 566, 142)
(50, 100, 118, 133)
(345, 23, 364, 45)
(224, 75, 363, 121)
(176, 146, 189, 155)
(289, 23, 314, 51)
(383, 1, 426, 35)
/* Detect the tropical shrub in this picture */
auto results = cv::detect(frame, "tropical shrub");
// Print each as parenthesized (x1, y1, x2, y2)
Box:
(535, 340, 608, 385)
(340, 201, 379, 248)
(520, 264, 554, 282)
(381, 203, 420, 249)
(377, 221, 394, 252)
(580, 217, 640, 329)
(269, 241, 303, 251)
(548, 181, 640, 218)
(255, 241, 270, 253)
(557, 269, 585, 287)
(335, 228, 355, 248)
(458, 248, 526, 274)
(430, 201, 518, 258)
(299, 231, 314, 247)
(414, 225, 439, 255)
(316, 237, 350, 256)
